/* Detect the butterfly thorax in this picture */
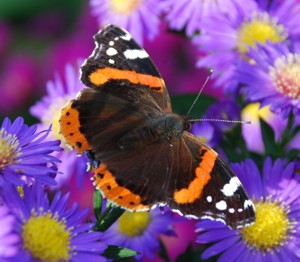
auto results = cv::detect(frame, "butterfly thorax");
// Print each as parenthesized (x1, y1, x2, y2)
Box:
(117, 113, 188, 150)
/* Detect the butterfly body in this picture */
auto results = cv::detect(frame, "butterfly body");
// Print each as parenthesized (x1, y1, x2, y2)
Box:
(59, 24, 255, 229)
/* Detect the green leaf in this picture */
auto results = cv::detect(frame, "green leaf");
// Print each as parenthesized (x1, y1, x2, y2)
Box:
(171, 94, 216, 117)
(158, 240, 171, 262)
(176, 245, 213, 262)
(286, 149, 300, 161)
(103, 245, 138, 259)
(259, 117, 279, 158)
(280, 113, 295, 146)
(292, 125, 300, 137)
(93, 190, 103, 221)
(93, 205, 125, 232)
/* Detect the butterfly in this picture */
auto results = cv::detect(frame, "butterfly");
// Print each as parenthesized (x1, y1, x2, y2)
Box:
(59, 24, 255, 229)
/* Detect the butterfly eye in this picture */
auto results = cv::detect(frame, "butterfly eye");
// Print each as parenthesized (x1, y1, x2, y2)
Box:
(184, 121, 192, 131)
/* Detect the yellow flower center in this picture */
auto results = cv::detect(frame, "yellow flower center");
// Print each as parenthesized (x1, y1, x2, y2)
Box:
(269, 53, 300, 99)
(197, 136, 208, 144)
(0, 128, 20, 172)
(17, 186, 24, 198)
(237, 12, 286, 54)
(110, 0, 142, 15)
(118, 211, 151, 237)
(22, 212, 71, 262)
(241, 198, 293, 252)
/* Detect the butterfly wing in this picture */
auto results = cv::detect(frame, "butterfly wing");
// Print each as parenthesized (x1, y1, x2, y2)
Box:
(92, 140, 173, 211)
(167, 132, 255, 229)
(60, 24, 171, 155)
(81, 24, 172, 113)
(91, 130, 255, 229)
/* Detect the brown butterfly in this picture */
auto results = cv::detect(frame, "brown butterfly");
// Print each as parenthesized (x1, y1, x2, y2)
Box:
(59, 24, 255, 229)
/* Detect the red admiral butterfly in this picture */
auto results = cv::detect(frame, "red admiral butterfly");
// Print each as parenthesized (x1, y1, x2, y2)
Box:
(60, 24, 255, 229)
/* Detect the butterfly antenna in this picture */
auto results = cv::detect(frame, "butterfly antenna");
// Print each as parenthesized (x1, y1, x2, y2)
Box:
(186, 69, 252, 125)
(189, 118, 253, 124)
(186, 69, 213, 117)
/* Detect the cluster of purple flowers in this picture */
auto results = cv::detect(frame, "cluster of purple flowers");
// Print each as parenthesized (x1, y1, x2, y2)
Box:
(1, 0, 300, 261)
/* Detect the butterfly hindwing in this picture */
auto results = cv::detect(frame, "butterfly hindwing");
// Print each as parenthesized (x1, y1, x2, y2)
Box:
(167, 132, 255, 229)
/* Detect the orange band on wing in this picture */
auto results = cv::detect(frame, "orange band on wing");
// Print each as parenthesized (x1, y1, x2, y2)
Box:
(59, 101, 92, 154)
(93, 163, 150, 211)
(173, 149, 216, 204)
(89, 67, 164, 92)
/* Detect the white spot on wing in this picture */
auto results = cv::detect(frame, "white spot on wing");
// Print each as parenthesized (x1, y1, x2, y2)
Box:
(120, 32, 131, 41)
(206, 196, 212, 203)
(106, 47, 118, 56)
(221, 177, 242, 197)
(123, 49, 149, 59)
(244, 200, 254, 209)
(229, 208, 235, 213)
(109, 41, 114, 46)
(238, 208, 243, 212)
(215, 200, 227, 211)
(108, 59, 115, 64)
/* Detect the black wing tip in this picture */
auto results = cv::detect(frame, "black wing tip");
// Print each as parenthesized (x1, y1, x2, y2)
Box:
(94, 24, 129, 40)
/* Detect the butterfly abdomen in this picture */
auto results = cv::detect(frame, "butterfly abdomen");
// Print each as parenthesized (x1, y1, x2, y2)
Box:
(117, 113, 186, 150)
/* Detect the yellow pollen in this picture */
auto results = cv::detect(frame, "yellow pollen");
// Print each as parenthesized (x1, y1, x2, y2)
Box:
(0, 128, 20, 172)
(241, 198, 293, 252)
(22, 212, 71, 262)
(237, 12, 286, 54)
(110, 0, 142, 15)
(118, 211, 151, 237)
(269, 53, 300, 99)
(197, 136, 208, 144)
(17, 186, 24, 198)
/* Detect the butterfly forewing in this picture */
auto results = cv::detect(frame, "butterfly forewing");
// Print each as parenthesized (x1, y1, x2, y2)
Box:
(80, 24, 172, 113)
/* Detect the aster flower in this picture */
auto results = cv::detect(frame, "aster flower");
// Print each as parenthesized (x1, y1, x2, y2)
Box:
(100, 207, 178, 260)
(0, 117, 61, 186)
(89, 0, 162, 45)
(0, 205, 20, 258)
(196, 158, 300, 261)
(205, 99, 241, 132)
(241, 103, 289, 153)
(194, 0, 300, 92)
(190, 122, 221, 148)
(1, 183, 106, 261)
(30, 63, 89, 188)
(238, 42, 300, 118)
(190, 99, 241, 148)
(161, 0, 235, 37)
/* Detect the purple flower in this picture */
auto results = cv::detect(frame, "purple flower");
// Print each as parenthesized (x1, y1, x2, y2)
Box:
(161, 0, 236, 37)
(196, 158, 300, 261)
(1, 183, 106, 261)
(30, 63, 89, 188)
(190, 122, 221, 148)
(205, 99, 241, 132)
(89, 0, 162, 45)
(194, 0, 300, 92)
(0, 205, 20, 258)
(190, 99, 241, 148)
(238, 42, 300, 118)
(0, 117, 61, 186)
(101, 208, 178, 260)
